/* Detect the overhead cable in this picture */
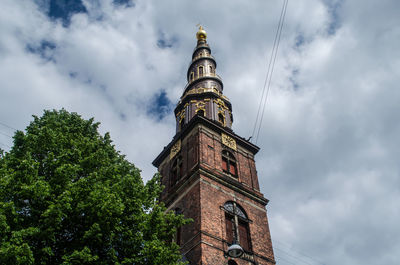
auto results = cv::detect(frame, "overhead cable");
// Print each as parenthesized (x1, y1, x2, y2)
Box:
(251, 0, 288, 144)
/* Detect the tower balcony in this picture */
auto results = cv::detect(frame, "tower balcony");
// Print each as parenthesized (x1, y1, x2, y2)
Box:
(178, 86, 230, 104)
(184, 72, 223, 91)
(191, 53, 215, 63)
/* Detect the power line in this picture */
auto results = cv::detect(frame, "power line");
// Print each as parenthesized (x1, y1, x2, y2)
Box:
(255, 0, 288, 144)
(0, 121, 18, 131)
(275, 254, 297, 265)
(0, 131, 13, 138)
(0, 141, 11, 149)
(251, 0, 286, 140)
(251, 0, 288, 144)
(275, 246, 317, 265)
(274, 240, 326, 265)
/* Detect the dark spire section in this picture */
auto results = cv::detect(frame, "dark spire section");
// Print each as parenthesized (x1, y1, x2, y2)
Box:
(175, 26, 233, 133)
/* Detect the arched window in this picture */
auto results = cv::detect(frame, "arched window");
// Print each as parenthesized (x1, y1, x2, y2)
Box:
(171, 155, 183, 186)
(222, 150, 237, 176)
(224, 201, 252, 252)
(209, 65, 213, 74)
(190, 72, 194, 81)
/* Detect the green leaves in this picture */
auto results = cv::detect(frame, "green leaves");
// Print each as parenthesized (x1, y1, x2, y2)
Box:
(0, 109, 188, 264)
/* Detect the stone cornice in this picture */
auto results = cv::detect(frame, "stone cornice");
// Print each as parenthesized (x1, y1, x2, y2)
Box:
(152, 115, 259, 167)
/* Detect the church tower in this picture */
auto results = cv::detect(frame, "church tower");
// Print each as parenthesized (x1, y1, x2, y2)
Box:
(153, 27, 275, 265)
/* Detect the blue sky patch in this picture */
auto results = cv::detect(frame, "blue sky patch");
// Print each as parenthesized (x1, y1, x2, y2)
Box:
(47, 0, 87, 26)
(157, 31, 178, 49)
(113, 0, 135, 8)
(289, 69, 300, 91)
(147, 90, 173, 121)
(323, 0, 343, 35)
(295, 34, 305, 48)
(26, 40, 57, 61)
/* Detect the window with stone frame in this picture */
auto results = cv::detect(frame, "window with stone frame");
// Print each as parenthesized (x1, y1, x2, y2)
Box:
(170, 154, 183, 186)
(222, 150, 237, 176)
(224, 201, 252, 252)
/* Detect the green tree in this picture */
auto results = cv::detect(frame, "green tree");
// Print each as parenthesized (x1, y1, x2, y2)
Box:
(0, 109, 188, 265)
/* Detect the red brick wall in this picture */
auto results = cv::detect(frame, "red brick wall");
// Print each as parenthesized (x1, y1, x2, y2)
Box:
(156, 124, 275, 265)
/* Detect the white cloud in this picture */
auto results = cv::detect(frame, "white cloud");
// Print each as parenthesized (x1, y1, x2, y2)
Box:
(1, 0, 400, 264)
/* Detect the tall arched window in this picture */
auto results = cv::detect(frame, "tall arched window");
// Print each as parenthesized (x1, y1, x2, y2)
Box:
(171, 155, 183, 186)
(224, 201, 252, 252)
(222, 150, 237, 177)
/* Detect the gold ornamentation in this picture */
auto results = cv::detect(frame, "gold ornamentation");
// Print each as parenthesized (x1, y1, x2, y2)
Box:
(221, 133, 237, 151)
(214, 98, 228, 110)
(218, 110, 226, 126)
(179, 87, 229, 104)
(176, 109, 186, 123)
(196, 25, 207, 40)
(170, 140, 181, 159)
(195, 101, 206, 114)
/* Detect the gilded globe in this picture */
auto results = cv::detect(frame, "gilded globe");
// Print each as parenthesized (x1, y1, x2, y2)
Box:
(196, 26, 207, 40)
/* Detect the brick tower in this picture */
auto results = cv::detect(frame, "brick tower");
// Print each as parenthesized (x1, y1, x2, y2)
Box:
(153, 26, 275, 265)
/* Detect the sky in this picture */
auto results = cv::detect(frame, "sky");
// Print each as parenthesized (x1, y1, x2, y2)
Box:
(1, 0, 399, 264)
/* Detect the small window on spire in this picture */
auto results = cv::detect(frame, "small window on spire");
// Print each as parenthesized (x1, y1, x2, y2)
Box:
(209, 65, 213, 74)
(190, 72, 194, 81)
(199, 66, 204, 77)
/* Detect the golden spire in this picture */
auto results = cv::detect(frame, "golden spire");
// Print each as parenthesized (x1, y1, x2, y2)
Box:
(196, 25, 207, 41)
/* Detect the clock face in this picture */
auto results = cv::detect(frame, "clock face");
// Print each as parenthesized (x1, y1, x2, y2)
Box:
(221, 133, 237, 151)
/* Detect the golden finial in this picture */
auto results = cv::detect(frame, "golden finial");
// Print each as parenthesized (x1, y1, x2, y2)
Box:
(196, 24, 207, 41)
